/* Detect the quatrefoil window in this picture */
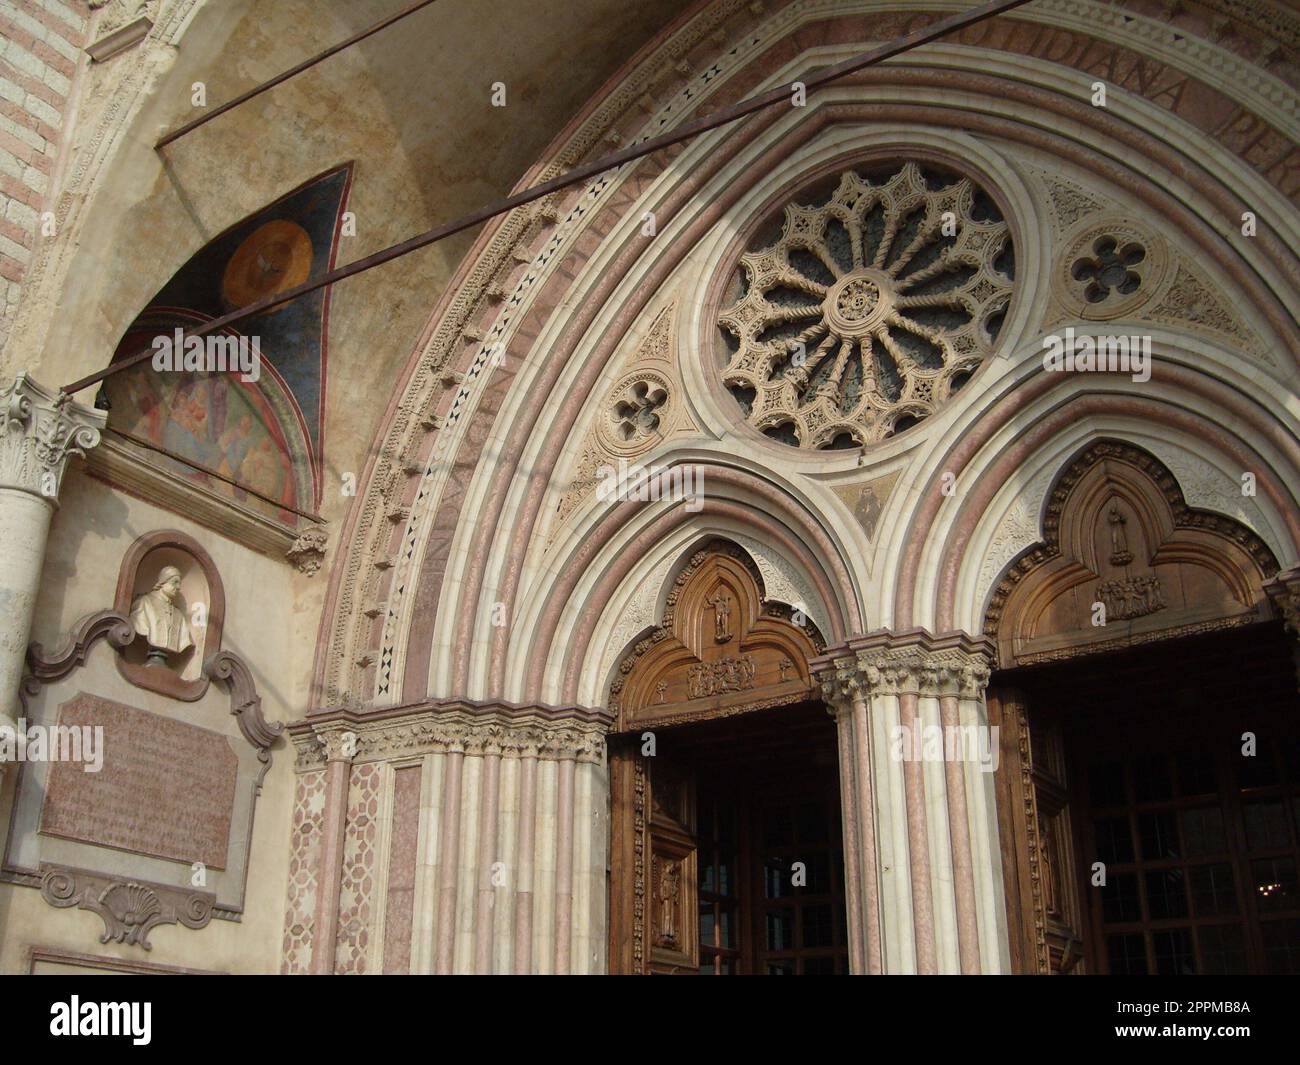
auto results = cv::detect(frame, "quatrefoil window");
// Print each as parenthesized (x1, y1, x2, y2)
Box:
(613, 380, 667, 442)
(716, 162, 1015, 450)
(1071, 236, 1146, 304)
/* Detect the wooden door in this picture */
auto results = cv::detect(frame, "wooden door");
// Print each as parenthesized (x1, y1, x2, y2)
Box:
(609, 737, 699, 974)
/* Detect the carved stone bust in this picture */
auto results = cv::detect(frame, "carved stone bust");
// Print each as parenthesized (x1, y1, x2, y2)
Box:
(130, 564, 194, 662)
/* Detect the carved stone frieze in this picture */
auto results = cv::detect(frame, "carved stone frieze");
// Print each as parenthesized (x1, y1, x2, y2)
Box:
(290, 701, 611, 771)
(814, 629, 994, 704)
(39, 863, 215, 951)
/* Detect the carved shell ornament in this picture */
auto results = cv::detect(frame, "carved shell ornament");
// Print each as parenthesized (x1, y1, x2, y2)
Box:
(717, 163, 1016, 449)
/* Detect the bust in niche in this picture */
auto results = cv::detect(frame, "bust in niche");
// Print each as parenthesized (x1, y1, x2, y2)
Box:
(114, 531, 223, 699)
(130, 564, 194, 665)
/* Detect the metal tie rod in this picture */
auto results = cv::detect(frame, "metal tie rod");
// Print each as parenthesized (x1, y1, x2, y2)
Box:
(65, 0, 1033, 396)
(155, 0, 443, 149)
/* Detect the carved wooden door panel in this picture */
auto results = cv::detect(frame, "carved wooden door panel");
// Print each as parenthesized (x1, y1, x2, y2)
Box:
(989, 686, 1086, 973)
(609, 738, 699, 974)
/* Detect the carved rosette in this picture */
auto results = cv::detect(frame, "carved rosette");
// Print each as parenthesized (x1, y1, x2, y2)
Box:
(0, 373, 105, 500)
(716, 163, 1015, 448)
(1054, 215, 1171, 321)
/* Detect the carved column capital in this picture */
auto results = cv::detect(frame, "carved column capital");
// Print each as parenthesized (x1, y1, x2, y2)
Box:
(1265, 566, 1300, 637)
(0, 373, 105, 502)
(812, 629, 995, 700)
(313, 723, 357, 764)
(816, 658, 861, 712)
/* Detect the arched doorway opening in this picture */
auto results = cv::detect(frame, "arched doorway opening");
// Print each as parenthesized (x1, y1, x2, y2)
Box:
(984, 441, 1297, 974)
(605, 541, 848, 974)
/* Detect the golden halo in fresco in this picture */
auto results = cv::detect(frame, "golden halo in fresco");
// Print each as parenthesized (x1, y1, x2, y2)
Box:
(221, 219, 313, 313)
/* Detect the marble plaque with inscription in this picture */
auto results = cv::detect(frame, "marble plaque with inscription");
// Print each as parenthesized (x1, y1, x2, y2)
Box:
(39, 695, 238, 869)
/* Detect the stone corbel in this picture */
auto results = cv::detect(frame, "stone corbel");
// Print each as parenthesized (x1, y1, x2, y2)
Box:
(39, 863, 214, 951)
(286, 525, 329, 575)
(22, 610, 135, 708)
(204, 650, 285, 782)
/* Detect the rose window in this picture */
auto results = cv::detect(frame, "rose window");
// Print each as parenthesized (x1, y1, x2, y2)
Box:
(717, 163, 1016, 449)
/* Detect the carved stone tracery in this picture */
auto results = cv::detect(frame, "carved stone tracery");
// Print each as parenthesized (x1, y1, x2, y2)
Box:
(716, 163, 1015, 449)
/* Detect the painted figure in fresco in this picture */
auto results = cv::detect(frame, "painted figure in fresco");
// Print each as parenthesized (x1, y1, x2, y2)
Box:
(217, 413, 256, 481)
(130, 565, 194, 663)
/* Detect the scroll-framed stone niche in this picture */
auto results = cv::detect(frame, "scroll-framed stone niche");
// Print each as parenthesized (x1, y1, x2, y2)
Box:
(3, 610, 281, 950)
(114, 530, 225, 701)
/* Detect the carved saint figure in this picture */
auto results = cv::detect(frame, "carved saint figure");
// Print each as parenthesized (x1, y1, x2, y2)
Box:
(711, 592, 732, 643)
(658, 859, 680, 947)
(1107, 504, 1133, 566)
(130, 565, 194, 662)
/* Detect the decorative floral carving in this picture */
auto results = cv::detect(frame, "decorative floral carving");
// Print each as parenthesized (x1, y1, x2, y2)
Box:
(39, 864, 214, 950)
(0, 374, 104, 498)
(287, 526, 329, 575)
(717, 163, 1014, 448)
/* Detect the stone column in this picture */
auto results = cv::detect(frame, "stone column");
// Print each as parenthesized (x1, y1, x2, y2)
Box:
(819, 676, 883, 974)
(310, 724, 355, 974)
(0, 373, 104, 740)
(813, 629, 1006, 974)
